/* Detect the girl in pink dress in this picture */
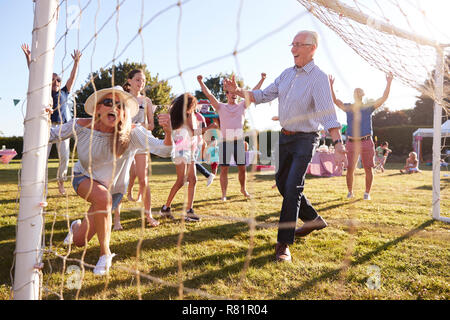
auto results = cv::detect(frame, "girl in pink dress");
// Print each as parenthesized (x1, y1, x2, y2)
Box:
(159, 93, 203, 222)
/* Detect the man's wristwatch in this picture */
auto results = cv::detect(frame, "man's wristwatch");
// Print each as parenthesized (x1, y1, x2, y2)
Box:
(333, 138, 343, 146)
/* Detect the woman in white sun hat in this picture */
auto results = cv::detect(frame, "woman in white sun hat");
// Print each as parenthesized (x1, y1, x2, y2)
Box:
(49, 86, 172, 276)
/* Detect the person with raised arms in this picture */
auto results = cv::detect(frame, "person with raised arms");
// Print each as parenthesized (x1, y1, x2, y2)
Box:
(223, 31, 346, 262)
(197, 75, 251, 201)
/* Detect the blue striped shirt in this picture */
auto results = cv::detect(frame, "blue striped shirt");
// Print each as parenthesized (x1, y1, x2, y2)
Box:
(253, 60, 341, 132)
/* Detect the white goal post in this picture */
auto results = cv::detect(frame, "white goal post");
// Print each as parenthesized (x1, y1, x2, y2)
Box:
(13, 0, 58, 300)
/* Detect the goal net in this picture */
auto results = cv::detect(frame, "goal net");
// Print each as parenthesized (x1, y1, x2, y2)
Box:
(296, 0, 449, 222)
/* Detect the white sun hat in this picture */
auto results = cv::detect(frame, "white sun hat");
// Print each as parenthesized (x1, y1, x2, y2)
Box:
(84, 85, 139, 118)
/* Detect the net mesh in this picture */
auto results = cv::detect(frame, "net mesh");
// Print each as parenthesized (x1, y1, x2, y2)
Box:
(297, 0, 449, 112)
(297, 0, 449, 220)
(8, 0, 450, 300)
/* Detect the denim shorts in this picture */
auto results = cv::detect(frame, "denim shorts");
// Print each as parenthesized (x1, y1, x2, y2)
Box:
(72, 172, 123, 210)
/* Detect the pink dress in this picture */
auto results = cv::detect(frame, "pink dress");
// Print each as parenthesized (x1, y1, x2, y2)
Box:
(171, 114, 202, 164)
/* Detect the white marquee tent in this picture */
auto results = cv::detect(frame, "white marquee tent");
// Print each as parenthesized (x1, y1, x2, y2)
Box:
(413, 120, 450, 138)
(413, 120, 450, 163)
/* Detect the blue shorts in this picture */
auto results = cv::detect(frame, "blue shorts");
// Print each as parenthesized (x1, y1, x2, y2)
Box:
(72, 172, 123, 210)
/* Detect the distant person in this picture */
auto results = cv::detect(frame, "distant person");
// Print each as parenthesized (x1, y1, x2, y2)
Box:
(329, 73, 393, 200)
(223, 31, 346, 262)
(375, 141, 392, 173)
(197, 74, 251, 201)
(55, 86, 172, 275)
(400, 152, 420, 174)
(206, 136, 219, 176)
(194, 110, 218, 187)
(21, 43, 82, 195)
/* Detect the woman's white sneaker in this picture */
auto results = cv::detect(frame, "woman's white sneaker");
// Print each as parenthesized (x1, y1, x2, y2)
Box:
(63, 219, 81, 245)
(93, 253, 116, 276)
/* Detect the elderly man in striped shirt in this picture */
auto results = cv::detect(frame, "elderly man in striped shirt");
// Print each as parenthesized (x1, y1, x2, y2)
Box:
(224, 30, 346, 262)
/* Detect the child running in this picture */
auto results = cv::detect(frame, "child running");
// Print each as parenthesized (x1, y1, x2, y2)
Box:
(159, 93, 203, 222)
(375, 141, 392, 173)
(206, 136, 219, 176)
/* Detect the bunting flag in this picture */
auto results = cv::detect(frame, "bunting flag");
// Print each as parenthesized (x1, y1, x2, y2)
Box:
(13, 99, 20, 106)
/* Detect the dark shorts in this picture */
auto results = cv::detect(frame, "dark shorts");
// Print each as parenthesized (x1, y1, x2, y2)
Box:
(72, 172, 123, 210)
(219, 139, 246, 166)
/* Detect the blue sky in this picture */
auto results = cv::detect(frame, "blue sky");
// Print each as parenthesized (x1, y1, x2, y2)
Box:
(0, 0, 449, 137)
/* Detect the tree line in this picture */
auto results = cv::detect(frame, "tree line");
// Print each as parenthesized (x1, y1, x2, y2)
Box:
(73, 56, 449, 137)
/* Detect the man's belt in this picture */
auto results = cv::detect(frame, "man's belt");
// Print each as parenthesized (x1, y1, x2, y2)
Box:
(281, 128, 314, 135)
(348, 135, 372, 142)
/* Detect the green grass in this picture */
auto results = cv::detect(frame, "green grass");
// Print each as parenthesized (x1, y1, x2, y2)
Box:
(1, 159, 449, 300)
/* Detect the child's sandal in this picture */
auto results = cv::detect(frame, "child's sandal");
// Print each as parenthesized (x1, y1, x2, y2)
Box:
(146, 216, 160, 228)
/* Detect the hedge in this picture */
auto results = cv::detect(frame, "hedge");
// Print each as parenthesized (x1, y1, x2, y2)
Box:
(0, 136, 77, 160)
(257, 126, 433, 159)
(373, 125, 432, 158)
(0, 125, 436, 161)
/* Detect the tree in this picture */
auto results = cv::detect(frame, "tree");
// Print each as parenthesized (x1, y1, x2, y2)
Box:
(194, 72, 244, 102)
(410, 54, 449, 126)
(74, 61, 173, 138)
(373, 107, 411, 127)
(194, 73, 250, 131)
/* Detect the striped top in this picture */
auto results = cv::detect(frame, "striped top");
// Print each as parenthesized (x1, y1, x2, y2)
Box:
(253, 60, 341, 132)
(49, 119, 171, 190)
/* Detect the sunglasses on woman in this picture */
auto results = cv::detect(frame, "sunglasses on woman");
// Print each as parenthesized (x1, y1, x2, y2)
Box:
(99, 98, 123, 108)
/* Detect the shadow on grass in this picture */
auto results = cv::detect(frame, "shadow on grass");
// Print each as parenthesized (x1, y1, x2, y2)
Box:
(275, 219, 435, 299)
(386, 172, 403, 177)
(37, 220, 276, 299)
(415, 185, 449, 191)
(0, 198, 19, 206)
(65, 242, 275, 300)
(318, 198, 362, 212)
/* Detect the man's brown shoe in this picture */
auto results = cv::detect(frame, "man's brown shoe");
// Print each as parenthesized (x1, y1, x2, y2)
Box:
(295, 216, 327, 238)
(275, 242, 291, 262)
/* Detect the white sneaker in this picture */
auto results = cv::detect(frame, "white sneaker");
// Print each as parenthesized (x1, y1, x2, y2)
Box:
(363, 192, 371, 200)
(347, 192, 354, 199)
(206, 174, 215, 187)
(63, 219, 81, 245)
(93, 253, 116, 276)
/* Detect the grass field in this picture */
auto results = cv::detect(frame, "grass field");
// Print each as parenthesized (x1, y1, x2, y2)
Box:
(0, 158, 449, 300)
